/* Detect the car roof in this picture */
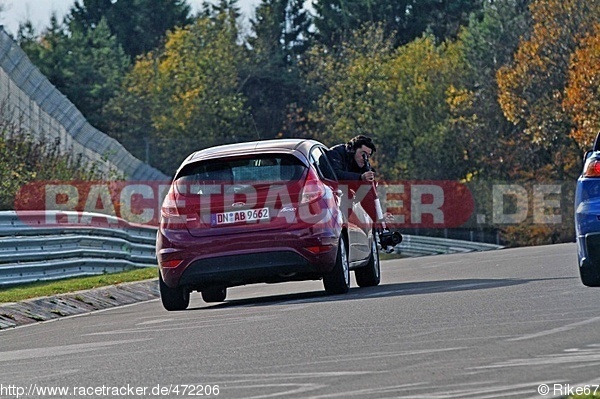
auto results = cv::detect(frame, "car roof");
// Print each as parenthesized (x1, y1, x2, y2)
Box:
(181, 138, 325, 166)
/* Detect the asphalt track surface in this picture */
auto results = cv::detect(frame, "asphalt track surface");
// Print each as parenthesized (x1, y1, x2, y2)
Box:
(1, 243, 598, 399)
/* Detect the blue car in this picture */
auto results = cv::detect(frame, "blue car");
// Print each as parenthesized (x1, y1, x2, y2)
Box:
(575, 133, 600, 286)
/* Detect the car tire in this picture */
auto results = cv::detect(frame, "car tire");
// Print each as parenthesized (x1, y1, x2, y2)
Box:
(159, 272, 190, 311)
(201, 287, 227, 303)
(580, 260, 600, 287)
(323, 236, 350, 295)
(355, 232, 381, 287)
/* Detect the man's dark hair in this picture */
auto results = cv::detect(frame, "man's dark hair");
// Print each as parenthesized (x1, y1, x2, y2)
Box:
(346, 135, 376, 154)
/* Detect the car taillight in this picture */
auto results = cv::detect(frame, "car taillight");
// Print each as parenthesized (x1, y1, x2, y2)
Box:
(160, 259, 183, 268)
(304, 245, 334, 254)
(160, 186, 189, 227)
(161, 197, 185, 219)
(584, 159, 600, 177)
(300, 169, 326, 204)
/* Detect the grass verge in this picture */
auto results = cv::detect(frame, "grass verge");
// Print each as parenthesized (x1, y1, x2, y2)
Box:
(0, 251, 404, 303)
(379, 251, 409, 261)
(0, 267, 157, 303)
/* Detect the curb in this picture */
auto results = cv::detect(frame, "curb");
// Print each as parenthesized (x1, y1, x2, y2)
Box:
(0, 279, 159, 330)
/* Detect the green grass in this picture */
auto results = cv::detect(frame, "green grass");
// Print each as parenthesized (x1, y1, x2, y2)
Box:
(569, 394, 600, 399)
(379, 251, 409, 261)
(0, 267, 158, 303)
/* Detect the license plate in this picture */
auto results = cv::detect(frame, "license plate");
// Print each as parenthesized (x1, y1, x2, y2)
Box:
(211, 207, 270, 226)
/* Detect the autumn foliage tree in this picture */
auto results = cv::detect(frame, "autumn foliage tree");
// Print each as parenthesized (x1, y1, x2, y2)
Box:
(564, 24, 600, 148)
(497, 0, 600, 180)
(104, 7, 251, 173)
(304, 25, 469, 180)
(495, 0, 600, 244)
(303, 25, 394, 158)
(448, 0, 531, 181)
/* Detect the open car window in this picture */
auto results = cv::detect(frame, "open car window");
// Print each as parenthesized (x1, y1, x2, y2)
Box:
(309, 146, 337, 181)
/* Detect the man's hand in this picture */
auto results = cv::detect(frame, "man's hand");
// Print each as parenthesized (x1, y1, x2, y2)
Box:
(383, 212, 395, 223)
(361, 171, 375, 182)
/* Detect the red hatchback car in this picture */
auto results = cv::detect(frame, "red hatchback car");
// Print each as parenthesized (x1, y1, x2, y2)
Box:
(156, 138, 380, 310)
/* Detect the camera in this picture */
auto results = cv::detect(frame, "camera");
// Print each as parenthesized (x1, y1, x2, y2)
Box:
(379, 229, 402, 251)
(362, 152, 371, 170)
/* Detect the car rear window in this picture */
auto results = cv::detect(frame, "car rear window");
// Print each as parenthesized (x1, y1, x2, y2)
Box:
(175, 154, 306, 194)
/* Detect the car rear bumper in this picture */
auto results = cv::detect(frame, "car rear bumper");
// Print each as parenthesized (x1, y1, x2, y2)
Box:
(157, 228, 339, 289)
(578, 233, 600, 267)
(178, 251, 321, 290)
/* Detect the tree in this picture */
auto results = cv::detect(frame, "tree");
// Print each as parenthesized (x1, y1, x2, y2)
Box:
(304, 25, 469, 180)
(101, 54, 156, 166)
(17, 17, 131, 130)
(379, 35, 469, 180)
(68, 0, 191, 59)
(62, 19, 131, 129)
(449, 0, 532, 180)
(494, 0, 599, 244)
(564, 25, 600, 149)
(303, 24, 394, 159)
(497, 0, 600, 178)
(243, 0, 312, 139)
(250, 0, 311, 64)
(17, 16, 69, 89)
(312, 0, 485, 47)
(408, 0, 487, 43)
(104, 8, 251, 173)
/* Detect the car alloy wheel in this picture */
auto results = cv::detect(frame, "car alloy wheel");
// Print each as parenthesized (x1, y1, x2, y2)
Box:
(355, 232, 381, 287)
(323, 236, 350, 294)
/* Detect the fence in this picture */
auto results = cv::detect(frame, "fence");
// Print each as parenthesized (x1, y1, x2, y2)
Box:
(0, 26, 167, 181)
(0, 211, 157, 287)
(395, 234, 503, 257)
(0, 210, 503, 287)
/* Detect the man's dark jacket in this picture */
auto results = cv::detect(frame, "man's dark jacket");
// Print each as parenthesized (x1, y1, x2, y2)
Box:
(326, 143, 379, 222)
(326, 144, 368, 182)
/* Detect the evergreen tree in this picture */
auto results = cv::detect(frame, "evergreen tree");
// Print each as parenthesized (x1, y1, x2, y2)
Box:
(68, 0, 191, 59)
(312, 0, 485, 47)
(17, 15, 70, 89)
(243, 0, 311, 139)
(17, 16, 131, 129)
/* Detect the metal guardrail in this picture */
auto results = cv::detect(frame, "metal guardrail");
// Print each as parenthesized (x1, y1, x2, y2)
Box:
(0, 210, 503, 287)
(0, 211, 157, 287)
(395, 234, 503, 257)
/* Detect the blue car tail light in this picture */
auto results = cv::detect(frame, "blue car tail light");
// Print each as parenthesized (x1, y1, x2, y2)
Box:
(584, 158, 600, 178)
